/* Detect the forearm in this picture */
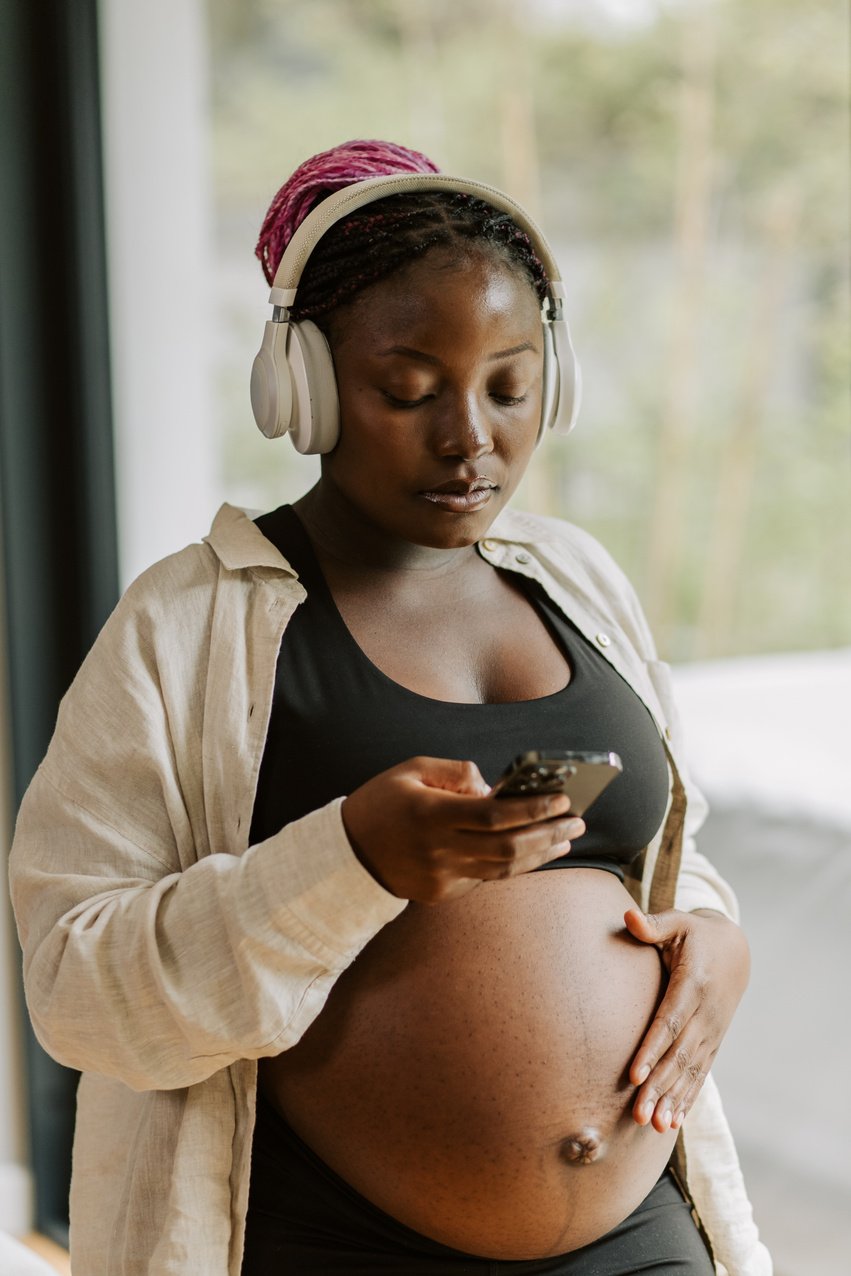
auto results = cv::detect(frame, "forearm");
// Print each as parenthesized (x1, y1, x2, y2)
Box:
(11, 777, 404, 1090)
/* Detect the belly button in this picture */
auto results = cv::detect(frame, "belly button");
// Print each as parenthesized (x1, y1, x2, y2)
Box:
(560, 1128, 606, 1165)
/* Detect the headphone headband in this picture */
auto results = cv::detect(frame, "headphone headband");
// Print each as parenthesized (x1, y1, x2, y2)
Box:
(269, 173, 564, 308)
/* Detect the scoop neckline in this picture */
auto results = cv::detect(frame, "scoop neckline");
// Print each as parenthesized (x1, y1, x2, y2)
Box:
(278, 505, 575, 710)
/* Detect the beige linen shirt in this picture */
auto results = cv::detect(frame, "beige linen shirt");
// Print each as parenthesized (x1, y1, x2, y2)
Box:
(9, 504, 771, 1275)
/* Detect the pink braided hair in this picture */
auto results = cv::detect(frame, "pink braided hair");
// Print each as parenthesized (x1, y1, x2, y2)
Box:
(255, 139, 441, 285)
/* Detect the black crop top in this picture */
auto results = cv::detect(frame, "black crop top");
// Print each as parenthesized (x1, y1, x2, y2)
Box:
(250, 506, 669, 880)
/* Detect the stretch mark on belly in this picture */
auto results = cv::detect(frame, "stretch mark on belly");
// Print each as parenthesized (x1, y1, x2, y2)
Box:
(560, 1129, 605, 1165)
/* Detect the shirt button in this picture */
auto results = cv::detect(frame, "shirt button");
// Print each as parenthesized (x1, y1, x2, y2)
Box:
(481, 539, 497, 552)
(515, 551, 531, 565)
(595, 632, 611, 648)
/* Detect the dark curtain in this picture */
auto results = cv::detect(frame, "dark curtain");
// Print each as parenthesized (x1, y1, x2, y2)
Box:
(0, 0, 119, 1244)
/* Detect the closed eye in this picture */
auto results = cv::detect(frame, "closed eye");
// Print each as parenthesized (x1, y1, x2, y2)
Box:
(382, 390, 529, 408)
(382, 392, 432, 409)
(492, 393, 528, 406)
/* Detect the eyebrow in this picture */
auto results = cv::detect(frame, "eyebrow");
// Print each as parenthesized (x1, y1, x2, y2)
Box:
(376, 341, 537, 364)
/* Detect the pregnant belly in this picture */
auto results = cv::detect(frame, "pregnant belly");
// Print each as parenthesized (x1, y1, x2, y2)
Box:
(260, 869, 678, 1260)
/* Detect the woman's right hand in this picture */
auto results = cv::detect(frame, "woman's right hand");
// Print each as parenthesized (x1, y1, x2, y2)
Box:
(341, 757, 585, 903)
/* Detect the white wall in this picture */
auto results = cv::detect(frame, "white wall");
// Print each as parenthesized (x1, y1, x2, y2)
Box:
(99, 0, 218, 587)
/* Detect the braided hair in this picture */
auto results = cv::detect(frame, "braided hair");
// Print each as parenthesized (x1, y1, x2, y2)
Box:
(255, 140, 550, 329)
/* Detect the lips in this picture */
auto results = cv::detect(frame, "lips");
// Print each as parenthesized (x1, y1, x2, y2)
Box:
(424, 477, 497, 495)
(419, 477, 498, 512)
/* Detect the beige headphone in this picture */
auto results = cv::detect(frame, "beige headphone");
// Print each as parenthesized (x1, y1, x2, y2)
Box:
(250, 173, 582, 454)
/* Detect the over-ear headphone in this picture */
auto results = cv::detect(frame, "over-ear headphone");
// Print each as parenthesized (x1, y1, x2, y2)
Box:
(250, 173, 582, 454)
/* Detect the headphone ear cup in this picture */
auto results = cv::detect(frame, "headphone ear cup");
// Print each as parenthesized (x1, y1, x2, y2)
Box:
(539, 323, 557, 441)
(546, 314, 582, 436)
(251, 321, 293, 439)
(286, 320, 340, 454)
(250, 319, 340, 452)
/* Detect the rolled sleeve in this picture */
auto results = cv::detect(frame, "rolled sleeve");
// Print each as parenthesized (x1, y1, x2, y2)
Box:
(11, 773, 404, 1091)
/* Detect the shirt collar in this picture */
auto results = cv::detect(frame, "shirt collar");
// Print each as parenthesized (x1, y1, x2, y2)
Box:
(203, 503, 298, 575)
(484, 505, 563, 547)
(203, 502, 555, 575)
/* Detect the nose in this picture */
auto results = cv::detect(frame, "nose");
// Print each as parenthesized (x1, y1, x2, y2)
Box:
(432, 392, 495, 461)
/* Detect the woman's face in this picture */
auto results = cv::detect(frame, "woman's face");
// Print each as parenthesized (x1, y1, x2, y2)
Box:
(320, 248, 544, 552)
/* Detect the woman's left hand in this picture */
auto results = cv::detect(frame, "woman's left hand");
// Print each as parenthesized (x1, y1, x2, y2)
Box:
(623, 907, 750, 1133)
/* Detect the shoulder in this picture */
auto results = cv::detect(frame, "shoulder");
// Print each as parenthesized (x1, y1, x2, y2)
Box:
(66, 507, 253, 704)
(487, 505, 657, 661)
(98, 540, 221, 682)
(122, 538, 219, 618)
(111, 503, 297, 638)
(488, 506, 633, 587)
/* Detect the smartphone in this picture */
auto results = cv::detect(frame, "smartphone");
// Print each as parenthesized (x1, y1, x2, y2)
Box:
(490, 749, 623, 817)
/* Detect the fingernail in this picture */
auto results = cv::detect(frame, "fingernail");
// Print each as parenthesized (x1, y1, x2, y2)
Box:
(637, 1101, 653, 1123)
(660, 1108, 672, 1130)
(636, 1064, 650, 1084)
(673, 1111, 685, 1129)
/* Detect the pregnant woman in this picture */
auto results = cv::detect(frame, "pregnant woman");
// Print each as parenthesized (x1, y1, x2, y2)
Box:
(10, 141, 770, 1275)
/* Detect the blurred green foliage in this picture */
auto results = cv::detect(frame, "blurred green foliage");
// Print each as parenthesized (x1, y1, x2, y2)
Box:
(206, 0, 849, 661)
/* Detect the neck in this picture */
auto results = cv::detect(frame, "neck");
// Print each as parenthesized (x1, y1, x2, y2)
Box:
(292, 482, 481, 577)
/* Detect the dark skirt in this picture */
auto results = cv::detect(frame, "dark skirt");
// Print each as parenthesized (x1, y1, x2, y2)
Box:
(241, 1092, 714, 1276)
